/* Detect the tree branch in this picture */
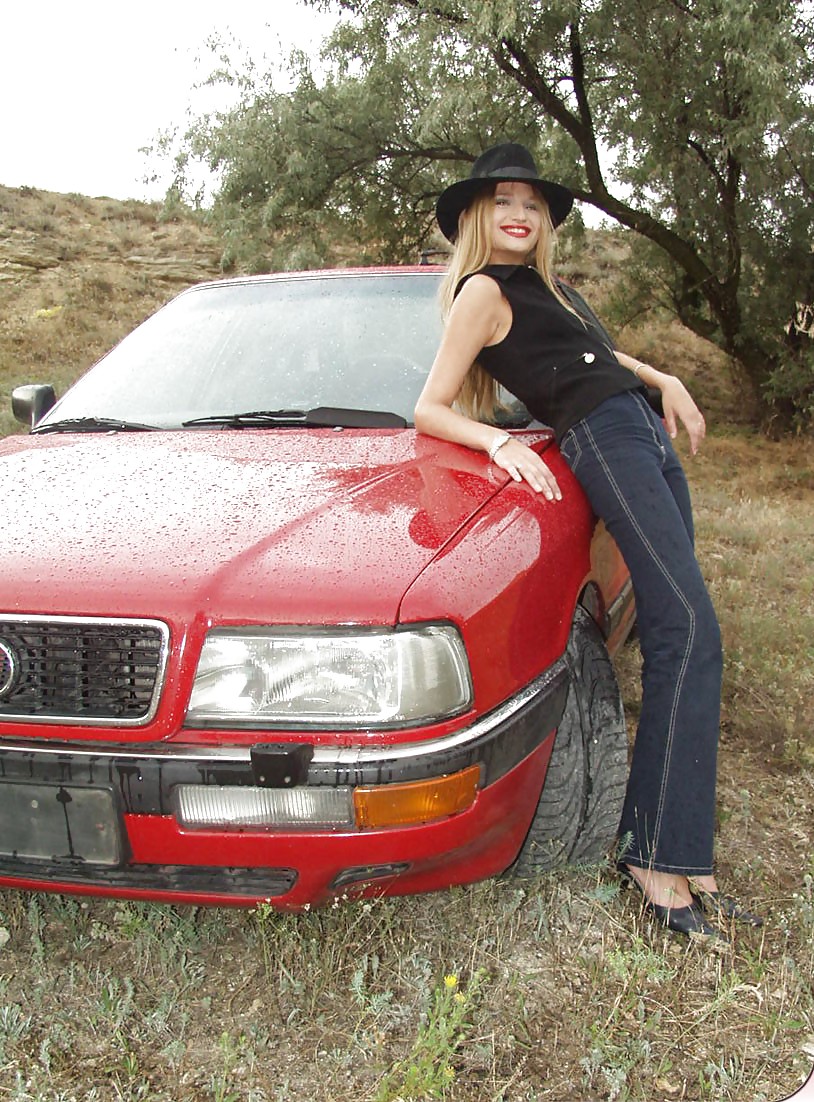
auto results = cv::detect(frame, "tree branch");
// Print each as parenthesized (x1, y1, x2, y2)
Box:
(567, 23, 606, 194)
(665, 0, 703, 19)
(686, 138, 725, 190)
(493, 32, 723, 316)
(779, 135, 814, 201)
(493, 36, 586, 146)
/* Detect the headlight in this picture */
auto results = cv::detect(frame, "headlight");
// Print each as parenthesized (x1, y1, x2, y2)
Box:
(185, 625, 472, 728)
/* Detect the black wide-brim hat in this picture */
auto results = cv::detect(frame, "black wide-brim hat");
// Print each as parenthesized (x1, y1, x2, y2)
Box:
(435, 142, 574, 242)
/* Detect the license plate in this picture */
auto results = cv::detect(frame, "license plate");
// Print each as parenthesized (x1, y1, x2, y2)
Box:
(0, 782, 123, 866)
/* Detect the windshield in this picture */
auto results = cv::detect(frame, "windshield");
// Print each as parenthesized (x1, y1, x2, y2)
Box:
(41, 272, 444, 429)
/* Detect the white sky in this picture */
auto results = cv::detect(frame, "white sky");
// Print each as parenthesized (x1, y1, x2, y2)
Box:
(0, 0, 337, 201)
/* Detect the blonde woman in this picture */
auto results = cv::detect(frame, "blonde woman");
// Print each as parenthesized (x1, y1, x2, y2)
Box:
(415, 143, 761, 939)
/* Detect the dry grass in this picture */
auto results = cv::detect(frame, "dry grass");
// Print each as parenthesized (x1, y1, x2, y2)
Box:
(0, 828, 811, 1100)
(0, 188, 811, 1101)
(0, 184, 222, 437)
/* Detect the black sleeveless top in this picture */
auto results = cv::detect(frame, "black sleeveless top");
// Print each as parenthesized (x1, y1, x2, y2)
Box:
(463, 265, 643, 441)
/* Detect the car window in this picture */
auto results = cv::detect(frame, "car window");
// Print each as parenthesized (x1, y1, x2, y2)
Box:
(44, 273, 445, 428)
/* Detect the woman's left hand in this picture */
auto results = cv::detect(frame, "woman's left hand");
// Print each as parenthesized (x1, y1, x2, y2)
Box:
(658, 375, 706, 455)
(493, 438, 562, 499)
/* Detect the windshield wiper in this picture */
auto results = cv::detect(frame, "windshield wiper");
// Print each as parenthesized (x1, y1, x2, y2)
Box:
(182, 407, 407, 429)
(32, 416, 158, 435)
(182, 409, 309, 428)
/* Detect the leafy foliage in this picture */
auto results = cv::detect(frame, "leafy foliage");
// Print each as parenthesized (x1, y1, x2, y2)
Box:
(166, 0, 814, 429)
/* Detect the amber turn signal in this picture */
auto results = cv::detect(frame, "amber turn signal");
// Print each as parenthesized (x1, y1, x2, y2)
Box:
(353, 765, 481, 829)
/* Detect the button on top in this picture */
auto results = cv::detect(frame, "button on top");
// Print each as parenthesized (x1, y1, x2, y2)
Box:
(583, 352, 596, 364)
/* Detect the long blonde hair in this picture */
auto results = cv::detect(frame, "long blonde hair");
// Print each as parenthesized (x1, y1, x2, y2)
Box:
(439, 184, 578, 422)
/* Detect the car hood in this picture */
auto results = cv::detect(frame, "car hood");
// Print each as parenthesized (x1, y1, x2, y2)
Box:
(0, 430, 544, 625)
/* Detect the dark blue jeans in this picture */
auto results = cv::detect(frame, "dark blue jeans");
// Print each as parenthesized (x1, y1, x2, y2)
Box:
(560, 391, 721, 875)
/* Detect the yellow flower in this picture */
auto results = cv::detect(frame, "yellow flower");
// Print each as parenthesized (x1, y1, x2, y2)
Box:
(443, 974, 458, 989)
(443, 1066, 455, 1081)
(453, 992, 465, 1004)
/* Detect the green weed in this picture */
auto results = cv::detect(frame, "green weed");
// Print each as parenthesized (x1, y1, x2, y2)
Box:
(375, 969, 487, 1101)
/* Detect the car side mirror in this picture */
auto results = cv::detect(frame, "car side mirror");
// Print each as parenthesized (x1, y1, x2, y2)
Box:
(11, 384, 57, 429)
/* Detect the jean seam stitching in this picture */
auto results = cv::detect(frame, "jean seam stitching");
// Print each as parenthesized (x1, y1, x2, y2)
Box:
(633, 391, 666, 461)
(563, 430, 582, 472)
(581, 419, 696, 863)
(624, 861, 713, 873)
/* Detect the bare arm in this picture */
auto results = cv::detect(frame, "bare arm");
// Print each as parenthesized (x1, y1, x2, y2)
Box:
(615, 351, 707, 455)
(415, 276, 562, 500)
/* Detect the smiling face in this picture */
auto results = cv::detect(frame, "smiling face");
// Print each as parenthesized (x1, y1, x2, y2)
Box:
(489, 181, 544, 264)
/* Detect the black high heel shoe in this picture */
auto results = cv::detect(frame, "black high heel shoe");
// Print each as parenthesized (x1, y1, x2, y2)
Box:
(617, 864, 728, 942)
(690, 885, 764, 927)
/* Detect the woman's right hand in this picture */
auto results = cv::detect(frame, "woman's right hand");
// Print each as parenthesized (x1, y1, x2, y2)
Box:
(617, 352, 707, 456)
(492, 438, 562, 500)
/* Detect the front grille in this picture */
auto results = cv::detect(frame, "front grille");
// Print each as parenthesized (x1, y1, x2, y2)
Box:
(0, 616, 169, 726)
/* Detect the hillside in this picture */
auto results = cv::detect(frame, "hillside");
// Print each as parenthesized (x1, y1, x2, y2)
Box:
(0, 185, 222, 436)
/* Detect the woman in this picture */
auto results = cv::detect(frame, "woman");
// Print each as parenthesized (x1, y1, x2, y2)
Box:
(415, 142, 761, 939)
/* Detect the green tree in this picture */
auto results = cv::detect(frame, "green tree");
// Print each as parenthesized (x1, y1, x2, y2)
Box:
(169, 0, 814, 429)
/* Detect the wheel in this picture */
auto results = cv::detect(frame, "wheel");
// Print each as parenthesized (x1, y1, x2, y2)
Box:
(509, 606, 628, 876)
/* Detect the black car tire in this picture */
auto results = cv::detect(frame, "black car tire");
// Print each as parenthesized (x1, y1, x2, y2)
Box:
(509, 605, 629, 877)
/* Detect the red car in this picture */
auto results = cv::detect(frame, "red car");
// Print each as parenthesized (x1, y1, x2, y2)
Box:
(0, 268, 634, 908)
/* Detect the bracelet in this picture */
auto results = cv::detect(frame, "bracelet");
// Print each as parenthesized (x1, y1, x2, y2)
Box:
(633, 362, 645, 378)
(488, 432, 511, 462)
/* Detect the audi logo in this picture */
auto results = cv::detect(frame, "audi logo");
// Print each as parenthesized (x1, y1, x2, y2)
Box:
(0, 640, 19, 700)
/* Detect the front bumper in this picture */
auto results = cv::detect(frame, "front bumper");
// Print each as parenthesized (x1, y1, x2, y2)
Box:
(0, 659, 568, 907)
